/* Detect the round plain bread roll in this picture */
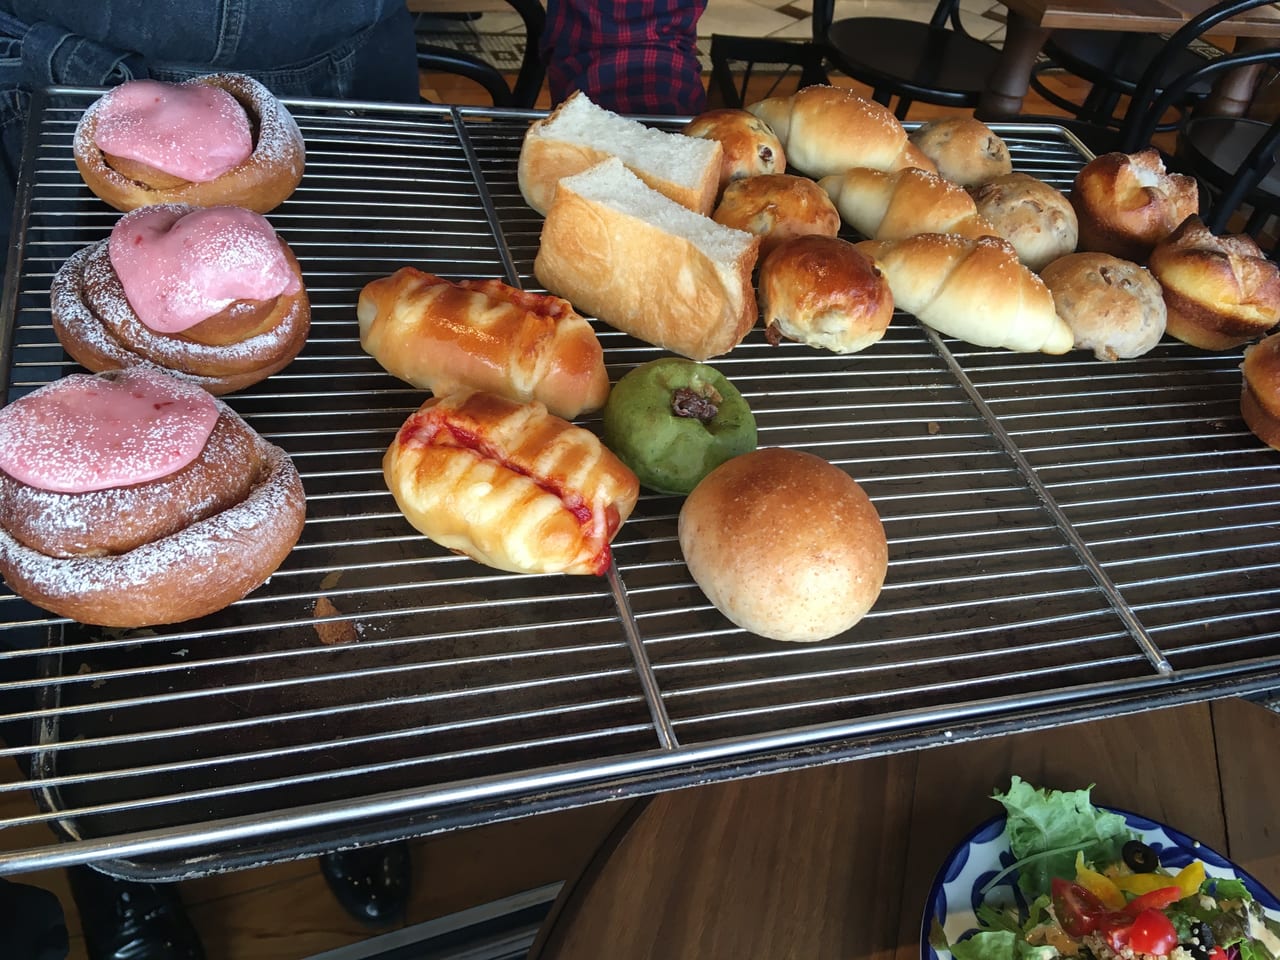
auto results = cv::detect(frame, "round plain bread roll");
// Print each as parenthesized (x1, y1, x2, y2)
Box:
(712, 173, 840, 260)
(678, 447, 887, 643)
(908, 117, 1012, 188)
(758, 235, 893, 354)
(1040, 253, 1166, 360)
(969, 173, 1079, 272)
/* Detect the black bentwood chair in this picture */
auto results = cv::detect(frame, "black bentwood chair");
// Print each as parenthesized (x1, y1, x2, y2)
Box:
(414, 0, 545, 108)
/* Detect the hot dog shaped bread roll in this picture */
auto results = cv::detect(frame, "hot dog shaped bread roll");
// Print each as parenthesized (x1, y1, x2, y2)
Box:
(746, 86, 936, 179)
(358, 268, 610, 420)
(857, 233, 1073, 354)
(384, 391, 639, 576)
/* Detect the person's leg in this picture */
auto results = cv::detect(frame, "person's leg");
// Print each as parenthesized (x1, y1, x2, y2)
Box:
(541, 0, 708, 115)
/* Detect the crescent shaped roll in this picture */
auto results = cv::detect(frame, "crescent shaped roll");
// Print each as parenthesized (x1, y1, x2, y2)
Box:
(383, 391, 639, 576)
(357, 268, 610, 420)
(819, 166, 999, 242)
(856, 233, 1073, 354)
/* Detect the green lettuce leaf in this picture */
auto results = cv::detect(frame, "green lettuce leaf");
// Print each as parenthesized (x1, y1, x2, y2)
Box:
(991, 776, 1133, 897)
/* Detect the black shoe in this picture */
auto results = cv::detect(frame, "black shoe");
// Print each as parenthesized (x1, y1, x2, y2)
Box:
(319, 841, 411, 927)
(67, 867, 204, 960)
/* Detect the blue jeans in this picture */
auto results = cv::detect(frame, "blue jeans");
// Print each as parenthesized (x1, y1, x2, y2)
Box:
(0, 0, 420, 264)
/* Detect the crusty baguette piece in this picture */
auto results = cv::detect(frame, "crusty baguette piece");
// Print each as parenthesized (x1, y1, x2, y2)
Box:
(819, 166, 999, 242)
(518, 91, 722, 216)
(383, 391, 639, 576)
(534, 157, 760, 361)
(746, 86, 936, 179)
(357, 268, 609, 420)
(857, 233, 1073, 354)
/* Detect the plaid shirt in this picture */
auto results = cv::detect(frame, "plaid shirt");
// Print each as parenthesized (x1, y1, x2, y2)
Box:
(541, 0, 708, 116)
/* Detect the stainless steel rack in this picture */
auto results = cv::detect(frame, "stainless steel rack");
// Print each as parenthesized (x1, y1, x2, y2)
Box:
(2, 90, 1278, 880)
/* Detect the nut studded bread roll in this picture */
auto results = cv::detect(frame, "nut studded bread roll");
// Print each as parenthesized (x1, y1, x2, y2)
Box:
(857, 233, 1073, 354)
(535, 158, 760, 361)
(1242, 331, 1280, 450)
(712, 173, 840, 259)
(908, 117, 1012, 188)
(679, 447, 887, 643)
(759, 235, 893, 353)
(358, 268, 609, 420)
(746, 85, 936, 179)
(383, 391, 639, 576)
(819, 166, 999, 242)
(969, 173, 1078, 272)
(519, 91, 722, 216)
(1071, 149, 1199, 262)
(1147, 215, 1280, 350)
(1040, 253, 1166, 360)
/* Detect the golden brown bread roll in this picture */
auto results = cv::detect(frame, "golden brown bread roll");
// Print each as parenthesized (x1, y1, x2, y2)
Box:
(683, 108, 786, 196)
(518, 90, 722, 216)
(908, 117, 1013, 188)
(1071, 149, 1199, 262)
(758, 235, 893, 353)
(0, 367, 305, 627)
(819, 166, 999, 242)
(746, 85, 936, 179)
(73, 73, 305, 214)
(357, 267, 610, 420)
(711, 173, 841, 260)
(856, 233, 1073, 354)
(969, 173, 1079, 272)
(534, 158, 759, 362)
(383, 391, 639, 576)
(1147, 215, 1280, 350)
(1242, 331, 1280, 449)
(1040, 253, 1166, 360)
(678, 447, 887, 643)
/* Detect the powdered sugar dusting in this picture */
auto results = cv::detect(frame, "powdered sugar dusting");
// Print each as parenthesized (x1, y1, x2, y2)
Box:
(108, 205, 299, 333)
(92, 80, 253, 182)
(0, 368, 218, 493)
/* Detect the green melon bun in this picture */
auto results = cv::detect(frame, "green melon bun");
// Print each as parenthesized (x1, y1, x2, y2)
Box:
(602, 358, 757, 495)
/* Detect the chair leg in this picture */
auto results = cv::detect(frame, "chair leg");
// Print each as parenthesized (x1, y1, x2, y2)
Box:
(893, 97, 914, 120)
(871, 86, 892, 107)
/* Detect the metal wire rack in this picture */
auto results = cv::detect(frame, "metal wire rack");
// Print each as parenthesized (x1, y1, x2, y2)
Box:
(1, 90, 1278, 880)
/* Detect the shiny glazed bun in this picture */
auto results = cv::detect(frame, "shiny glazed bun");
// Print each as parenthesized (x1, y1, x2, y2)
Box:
(1147, 215, 1280, 350)
(683, 108, 786, 196)
(759, 235, 893, 354)
(678, 447, 887, 643)
(0, 367, 306, 627)
(1070, 149, 1198, 262)
(712, 173, 840, 260)
(74, 73, 305, 214)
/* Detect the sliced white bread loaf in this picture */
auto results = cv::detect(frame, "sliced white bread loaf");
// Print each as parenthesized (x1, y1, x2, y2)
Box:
(518, 91, 723, 216)
(534, 157, 760, 361)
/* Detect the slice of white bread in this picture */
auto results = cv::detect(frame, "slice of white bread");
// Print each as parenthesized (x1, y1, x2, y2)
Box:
(518, 91, 723, 216)
(534, 157, 760, 361)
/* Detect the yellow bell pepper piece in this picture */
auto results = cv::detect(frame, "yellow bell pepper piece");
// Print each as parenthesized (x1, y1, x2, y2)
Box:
(1075, 851, 1127, 910)
(1114, 873, 1183, 896)
(1174, 860, 1206, 899)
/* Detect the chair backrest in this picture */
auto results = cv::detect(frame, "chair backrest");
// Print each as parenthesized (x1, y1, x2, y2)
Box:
(1117, 0, 1280, 152)
(414, 0, 545, 108)
(810, 0, 963, 42)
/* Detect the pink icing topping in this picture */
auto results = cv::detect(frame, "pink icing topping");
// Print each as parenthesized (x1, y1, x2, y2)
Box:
(108, 205, 301, 333)
(92, 79, 253, 182)
(0, 368, 219, 494)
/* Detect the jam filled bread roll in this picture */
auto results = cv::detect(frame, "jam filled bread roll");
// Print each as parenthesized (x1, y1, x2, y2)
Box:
(358, 268, 609, 420)
(51, 204, 310, 395)
(74, 73, 305, 213)
(746, 86, 936, 179)
(384, 391, 639, 576)
(0, 367, 306, 627)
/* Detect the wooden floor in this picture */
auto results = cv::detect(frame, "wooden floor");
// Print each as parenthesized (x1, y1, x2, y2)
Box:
(1, 66, 1095, 960)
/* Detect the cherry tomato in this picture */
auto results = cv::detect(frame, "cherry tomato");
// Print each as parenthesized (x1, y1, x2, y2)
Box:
(1128, 907, 1178, 956)
(1124, 886, 1183, 916)
(1052, 877, 1108, 937)
(1098, 912, 1134, 952)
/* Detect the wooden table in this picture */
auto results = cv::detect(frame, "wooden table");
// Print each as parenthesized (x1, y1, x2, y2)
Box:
(531, 697, 1280, 960)
(977, 0, 1280, 119)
